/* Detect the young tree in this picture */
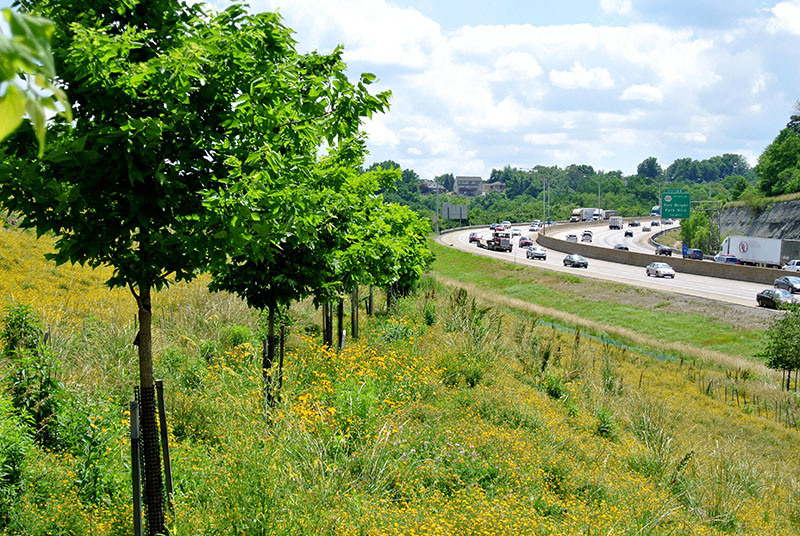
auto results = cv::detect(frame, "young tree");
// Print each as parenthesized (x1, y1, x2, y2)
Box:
(756, 305, 800, 390)
(0, 1, 388, 533)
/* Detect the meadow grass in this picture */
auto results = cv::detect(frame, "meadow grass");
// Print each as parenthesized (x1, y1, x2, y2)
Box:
(1, 224, 799, 535)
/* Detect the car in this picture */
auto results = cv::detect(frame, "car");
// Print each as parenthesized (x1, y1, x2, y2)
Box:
(581, 233, 593, 243)
(582, 230, 593, 236)
(782, 259, 800, 272)
(774, 275, 800, 293)
(655, 245, 672, 256)
(663, 219, 674, 225)
(489, 223, 500, 231)
(651, 221, 660, 227)
(624, 230, 634, 238)
(563, 254, 588, 268)
(511, 228, 522, 236)
(469, 232, 481, 244)
(646, 262, 675, 278)
(713, 254, 740, 264)
(528, 224, 539, 232)
(628, 221, 641, 227)
(531, 220, 541, 227)
(526, 245, 547, 260)
(756, 288, 796, 309)
(502, 221, 511, 228)
(642, 225, 651, 232)
(683, 248, 704, 260)
(519, 236, 533, 248)
(566, 234, 578, 242)
(613, 244, 629, 250)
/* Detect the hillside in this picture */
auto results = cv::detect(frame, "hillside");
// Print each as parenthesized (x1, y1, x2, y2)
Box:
(1, 224, 799, 535)
(720, 197, 800, 240)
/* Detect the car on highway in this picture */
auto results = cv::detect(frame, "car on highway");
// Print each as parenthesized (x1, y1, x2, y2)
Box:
(489, 223, 501, 231)
(655, 245, 672, 256)
(519, 236, 533, 248)
(528, 224, 539, 232)
(502, 220, 511, 229)
(782, 259, 800, 272)
(613, 244, 629, 250)
(624, 230, 634, 238)
(628, 221, 641, 227)
(663, 219, 674, 225)
(526, 245, 547, 260)
(646, 262, 675, 278)
(469, 232, 481, 244)
(683, 248, 704, 260)
(774, 275, 800, 293)
(642, 225, 651, 232)
(756, 288, 796, 309)
(566, 234, 578, 242)
(563, 254, 588, 268)
(650, 221, 660, 227)
(511, 228, 522, 236)
(581, 232, 593, 243)
(713, 254, 740, 264)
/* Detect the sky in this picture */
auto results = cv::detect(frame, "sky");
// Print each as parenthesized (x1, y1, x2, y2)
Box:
(5, 0, 800, 180)
(234, 0, 800, 180)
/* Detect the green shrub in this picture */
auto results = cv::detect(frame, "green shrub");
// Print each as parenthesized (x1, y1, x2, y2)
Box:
(422, 301, 436, 326)
(221, 324, 253, 349)
(1, 303, 42, 357)
(7, 346, 64, 449)
(0, 395, 33, 526)
(593, 406, 617, 439)
(543, 372, 568, 400)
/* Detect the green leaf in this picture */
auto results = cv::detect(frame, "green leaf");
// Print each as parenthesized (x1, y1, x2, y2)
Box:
(0, 85, 26, 142)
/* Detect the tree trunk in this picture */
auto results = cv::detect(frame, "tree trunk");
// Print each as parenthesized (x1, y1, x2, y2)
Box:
(351, 286, 359, 340)
(135, 285, 166, 536)
(337, 298, 344, 350)
(323, 302, 333, 347)
(368, 286, 374, 316)
(263, 306, 276, 411)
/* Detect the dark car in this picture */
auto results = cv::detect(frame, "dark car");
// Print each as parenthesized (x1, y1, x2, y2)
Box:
(469, 232, 481, 244)
(614, 243, 629, 250)
(650, 221, 660, 227)
(526, 245, 547, 260)
(624, 230, 634, 238)
(774, 275, 800, 293)
(563, 254, 588, 268)
(628, 221, 641, 227)
(756, 288, 796, 309)
(655, 245, 672, 256)
(683, 248, 703, 260)
(519, 236, 533, 248)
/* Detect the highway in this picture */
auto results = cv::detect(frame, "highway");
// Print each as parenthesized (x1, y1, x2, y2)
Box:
(439, 222, 772, 308)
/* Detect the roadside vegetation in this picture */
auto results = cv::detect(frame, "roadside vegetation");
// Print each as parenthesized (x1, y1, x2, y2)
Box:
(2, 224, 800, 535)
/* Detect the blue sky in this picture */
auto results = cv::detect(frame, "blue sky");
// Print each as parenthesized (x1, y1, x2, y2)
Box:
(242, 0, 800, 179)
(6, 0, 800, 180)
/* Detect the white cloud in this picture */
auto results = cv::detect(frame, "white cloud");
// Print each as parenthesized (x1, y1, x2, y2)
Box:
(768, 1, 800, 35)
(600, 0, 633, 16)
(524, 133, 569, 145)
(683, 132, 708, 143)
(363, 117, 399, 147)
(620, 84, 664, 103)
(489, 52, 544, 81)
(549, 62, 614, 89)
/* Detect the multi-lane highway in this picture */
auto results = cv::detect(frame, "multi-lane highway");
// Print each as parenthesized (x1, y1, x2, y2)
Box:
(439, 222, 772, 308)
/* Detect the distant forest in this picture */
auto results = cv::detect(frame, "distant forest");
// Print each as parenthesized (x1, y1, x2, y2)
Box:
(368, 104, 800, 230)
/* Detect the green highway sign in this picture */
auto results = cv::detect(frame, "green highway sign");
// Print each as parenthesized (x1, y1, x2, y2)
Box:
(661, 189, 690, 219)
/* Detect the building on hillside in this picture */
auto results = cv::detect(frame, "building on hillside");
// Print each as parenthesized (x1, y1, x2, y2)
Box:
(419, 180, 446, 195)
(454, 176, 483, 196)
(482, 181, 506, 195)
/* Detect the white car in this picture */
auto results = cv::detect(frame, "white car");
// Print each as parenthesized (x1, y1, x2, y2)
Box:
(511, 228, 522, 236)
(566, 234, 578, 242)
(646, 262, 675, 278)
(783, 259, 800, 272)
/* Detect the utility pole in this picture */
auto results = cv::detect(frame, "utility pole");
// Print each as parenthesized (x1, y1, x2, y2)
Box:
(435, 178, 440, 234)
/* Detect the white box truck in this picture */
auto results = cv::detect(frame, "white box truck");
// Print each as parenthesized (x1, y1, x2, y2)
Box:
(608, 216, 623, 230)
(719, 236, 800, 268)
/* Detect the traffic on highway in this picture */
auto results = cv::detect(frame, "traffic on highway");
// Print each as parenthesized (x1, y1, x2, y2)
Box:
(439, 220, 781, 308)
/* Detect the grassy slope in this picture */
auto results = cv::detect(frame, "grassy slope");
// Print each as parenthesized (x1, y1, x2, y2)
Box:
(2, 224, 800, 535)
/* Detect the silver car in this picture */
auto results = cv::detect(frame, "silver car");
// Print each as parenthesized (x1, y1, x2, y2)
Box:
(526, 245, 547, 260)
(646, 262, 675, 278)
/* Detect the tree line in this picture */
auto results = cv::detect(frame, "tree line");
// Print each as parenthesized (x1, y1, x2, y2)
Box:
(0, 2, 431, 535)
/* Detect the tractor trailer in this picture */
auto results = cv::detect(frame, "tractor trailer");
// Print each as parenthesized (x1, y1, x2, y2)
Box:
(719, 235, 800, 268)
(569, 207, 599, 222)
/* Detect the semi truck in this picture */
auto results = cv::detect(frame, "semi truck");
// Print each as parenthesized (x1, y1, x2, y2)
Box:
(602, 210, 619, 220)
(608, 216, 623, 230)
(485, 231, 513, 252)
(718, 235, 800, 268)
(569, 207, 599, 222)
